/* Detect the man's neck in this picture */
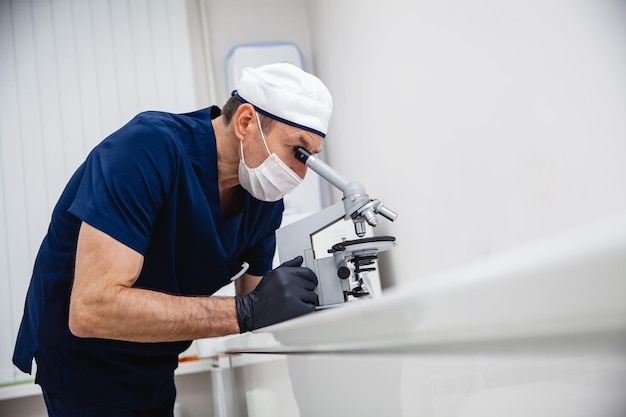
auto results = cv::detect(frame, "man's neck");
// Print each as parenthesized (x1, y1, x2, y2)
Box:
(213, 117, 245, 215)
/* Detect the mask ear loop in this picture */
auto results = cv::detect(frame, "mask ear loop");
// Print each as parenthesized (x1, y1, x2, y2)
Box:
(239, 141, 246, 164)
(239, 112, 272, 165)
(255, 112, 272, 156)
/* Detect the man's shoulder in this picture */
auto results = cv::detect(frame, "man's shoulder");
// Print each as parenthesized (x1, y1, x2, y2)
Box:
(127, 107, 216, 139)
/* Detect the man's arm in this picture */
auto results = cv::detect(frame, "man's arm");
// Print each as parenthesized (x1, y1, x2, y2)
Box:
(69, 222, 240, 342)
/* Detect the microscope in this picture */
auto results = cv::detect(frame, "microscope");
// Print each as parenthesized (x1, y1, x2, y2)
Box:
(276, 148, 398, 308)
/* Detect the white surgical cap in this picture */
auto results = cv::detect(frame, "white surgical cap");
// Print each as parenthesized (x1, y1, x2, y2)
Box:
(233, 63, 333, 138)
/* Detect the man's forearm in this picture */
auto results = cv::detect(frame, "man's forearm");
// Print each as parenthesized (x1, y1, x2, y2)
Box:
(69, 286, 239, 342)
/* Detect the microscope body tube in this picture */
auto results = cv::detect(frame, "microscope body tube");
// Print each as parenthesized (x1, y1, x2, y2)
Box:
(295, 147, 397, 236)
(295, 148, 349, 192)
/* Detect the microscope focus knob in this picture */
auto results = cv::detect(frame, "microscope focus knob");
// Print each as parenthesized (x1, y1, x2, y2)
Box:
(337, 266, 351, 280)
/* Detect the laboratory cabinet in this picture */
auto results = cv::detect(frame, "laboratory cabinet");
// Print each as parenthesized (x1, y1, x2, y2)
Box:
(226, 340, 626, 417)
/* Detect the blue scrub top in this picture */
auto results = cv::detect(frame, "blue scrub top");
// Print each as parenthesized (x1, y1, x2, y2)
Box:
(13, 106, 283, 409)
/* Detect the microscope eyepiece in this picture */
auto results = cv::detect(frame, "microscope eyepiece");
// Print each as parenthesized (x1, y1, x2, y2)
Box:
(294, 147, 312, 164)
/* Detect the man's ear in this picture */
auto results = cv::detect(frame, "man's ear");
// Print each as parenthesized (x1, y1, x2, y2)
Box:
(233, 103, 256, 141)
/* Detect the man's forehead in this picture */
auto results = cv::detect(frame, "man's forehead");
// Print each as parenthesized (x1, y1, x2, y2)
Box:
(280, 124, 323, 153)
(296, 134, 323, 154)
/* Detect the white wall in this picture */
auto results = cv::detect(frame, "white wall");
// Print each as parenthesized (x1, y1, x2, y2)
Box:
(305, 0, 626, 287)
(201, 0, 313, 105)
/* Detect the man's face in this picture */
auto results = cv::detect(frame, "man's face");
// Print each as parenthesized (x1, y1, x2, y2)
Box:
(245, 116, 324, 179)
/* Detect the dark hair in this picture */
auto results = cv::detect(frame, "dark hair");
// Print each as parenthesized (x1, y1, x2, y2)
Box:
(221, 96, 241, 124)
(221, 96, 276, 132)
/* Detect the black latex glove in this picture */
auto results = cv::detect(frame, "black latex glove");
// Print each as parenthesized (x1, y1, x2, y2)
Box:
(235, 256, 318, 333)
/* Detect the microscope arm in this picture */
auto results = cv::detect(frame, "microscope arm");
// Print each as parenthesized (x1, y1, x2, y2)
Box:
(276, 202, 345, 264)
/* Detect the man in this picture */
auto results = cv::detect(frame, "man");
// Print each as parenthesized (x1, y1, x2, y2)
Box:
(13, 63, 333, 416)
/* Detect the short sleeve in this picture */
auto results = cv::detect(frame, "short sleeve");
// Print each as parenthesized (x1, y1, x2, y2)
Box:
(68, 114, 179, 254)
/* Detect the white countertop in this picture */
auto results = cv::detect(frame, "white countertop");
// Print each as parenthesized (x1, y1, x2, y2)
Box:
(225, 213, 626, 355)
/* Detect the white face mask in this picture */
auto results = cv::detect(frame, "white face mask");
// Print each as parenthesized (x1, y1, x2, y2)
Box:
(238, 113, 303, 202)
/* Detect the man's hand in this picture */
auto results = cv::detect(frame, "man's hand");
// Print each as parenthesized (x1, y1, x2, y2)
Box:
(235, 256, 318, 332)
